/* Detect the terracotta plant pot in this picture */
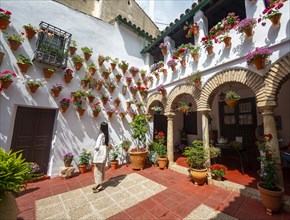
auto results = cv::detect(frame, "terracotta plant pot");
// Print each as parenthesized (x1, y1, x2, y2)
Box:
(51, 88, 61, 98)
(79, 164, 87, 174)
(180, 60, 186, 68)
(189, 168, 207, 185)
(74, 62, 83, 70)
(131, 70, 138, 77)
(98, 60, 104, 67)
(60, 106, 68, 113)
(257, 182, 284, 215)
(17, 63, 31, 74)
(69, 46, 77, 55)
(194, 78, 201, 89)
(129, 150, 148, 170)
(136, 82, 142, 87)
(130, 114, 136, 121)
(107, 112, 114, 118)
(161, 48, 167, 56)
(92, 111, 99, 118)
(108, 87, 115, 93)
(64, 159, 73, 167)
(24, 28, 37, 39)
(102, 98, 108, 105)
(193, 26, 199, 36)
(83, 52, 91, 61)
(170, 65, 176, 72)
(77, 108, 86, 116)
(43, 68, 54, 78)
(0, 18, 10, 30)
(88, 67, 96, 75)
(179, 107, 189, 113)
(269, 13, 282, 27)
(119, 113, 125, 120)
(126, 78, 132, 86)
(102, 71, 110, 79)
(192, 53, 199, 62)
(158, 157, 168, 169)
(223, 37, 232, 48)
(141, 74, 146, 79)
(81, 80, 88, 88)
(206, 46, 214, 56)
(64, 74, 73, 83)
(161, 89, 167, 97)
(110, 160, 118, 170)
(122, 68, 128, 74)
(110, 63, 116, 70)
(0, 51, 5, 65)
(8, 39, 21, 51)
(96, 83, 102, 90)
(155, 73, 160, 79)
(225, 99, 238, 108)
(114, 99, 120, 107)
(253, 56, 266, 70)
(243, 27, 254, 38)
(28, 85, 39, 93)
(141, 93, 147, 99)
(0, 80, 13, 89)
(161, 69, 167, 75)
(115, 75, 122, 83)
(126, 102, 131, 109)
(87, 96, 95, 104)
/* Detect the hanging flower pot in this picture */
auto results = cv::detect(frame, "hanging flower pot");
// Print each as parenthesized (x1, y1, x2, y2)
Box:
(108, 87, 115, 93)
(110, 63, 116, 71)
(180, 60, 186, 68)
(179, 107, 189, 113)
(98, 60, 104, 67)
(253, 56, 266, 70)
(243, 27, 254, 38)
(101, 97, 108, 105)
(17, 63, 31, 74)
(141, 93, 147, 99)
(28, 85, 39, 93)
(126, 102, 131, 109)
(193, 25, 199, 36)
(114, 99, 121, 107)
(0, 18, 10, 30)
(43, 68, 55, 78)
(60, 106, 68, 113)
(92, 110, 99, 118)
(81, 80, 88, 88)
(206, 45, 214, 56)
(161, 48, 167, 56)
(0, 80, 13, 89)
(24, 29, 37, 40)
(192, 53, 199, 62)
(131, 70, 138, 77)
(64, 74, 73, 83)
(73, 62, 83, 70)
(77, 108, 86, 116)
(8, 39, 21, 51)
(115, 75, 122, 83)
(225, 99, 238, 108)
(122, 67, 128, 74)
(130, 113, 136, 121)
(83, 52, 91, 61)
(126, 78, 132, 86)
(161, 89, 167, 97)
(107, 112, 114, 118)
(194, 78, 201, 89)
(102, 71, 110, 79)
(69, 46, 77, 55)
(223, 37, 232, 48)
(51, 88, 61, 98)
(269, 13, 282, 27)
(88, 67, 97, 75)
(87, 96, 95, 104)
(95, 83, 102, 90)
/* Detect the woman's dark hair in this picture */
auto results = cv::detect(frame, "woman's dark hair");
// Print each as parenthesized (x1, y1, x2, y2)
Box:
(100, 122, 109, 146)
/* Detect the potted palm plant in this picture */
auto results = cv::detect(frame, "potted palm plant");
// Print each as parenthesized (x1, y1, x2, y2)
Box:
(129, 114, 149, 170)
(257, 133, 284, 215)
(225, 89, 240, 108)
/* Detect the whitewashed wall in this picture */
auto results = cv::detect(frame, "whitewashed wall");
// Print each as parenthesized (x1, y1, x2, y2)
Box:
(0, 1, 150, 177)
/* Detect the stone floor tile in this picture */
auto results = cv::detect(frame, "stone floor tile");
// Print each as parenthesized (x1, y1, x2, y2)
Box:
(66, 204, 93, 219)
(35, 195, 61, 209)
(90, 196, 115, 210)
(59, 189, 82, 201)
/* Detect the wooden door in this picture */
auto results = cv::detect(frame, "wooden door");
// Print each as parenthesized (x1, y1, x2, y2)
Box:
(11, 107, 56, 173)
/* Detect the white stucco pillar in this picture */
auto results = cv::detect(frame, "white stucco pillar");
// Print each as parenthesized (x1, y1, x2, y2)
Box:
(144, 52, 153, 66)
(194, 10, 208, 44)
(201, 111, 211, 176)
(164, 36, 175, 62)
(260, 106, 284, 187)
(165, 111, 175, 163)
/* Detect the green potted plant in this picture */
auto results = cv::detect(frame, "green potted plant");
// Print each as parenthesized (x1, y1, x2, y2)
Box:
(0, 70, 17, 90)
(153, 131, 167, 169)
(51, 82, 63, 98)
(91, 102, 101, 117)
(183, 140, 220, 185)
(129, 114, 149, 170)
(87, 63, 97, 75)
(71, 54, 84, 70)
(186, 71, 201, 89)
(95, 78, 105, 90)
(106, 81, 116, 93)
(43, 67, 56, 78)
(257, 133, 284, 215)
(210, 164, 227, 181)
(177, 101, 190, 114)
(23, 23, 37, 39)
(78, 148, 92, 173)
(115, 72, 122, 83)
(16, 54, 32, 74)
(81, 74, 92, 88)
(85, 89, 95, 103)
(69, 40, 77, 55)
(121, 140, 131, 152)
(0, 148, 36, 220)
(118, 60, 129, 74)
(81, 47, 93, 60)
(0, 8, 11, 30)
(98, 55, 106, 66)
(5, 31, 24, 51)
(225, 89, 240, 108)
(59, 98, 71, 113)
(100, 67, 111, 79)
(63, 153, 74, 167)
(150, 106, 163, 115)
(246, 47, 272, 70)
(21, 75, 46, 93)
(110, 57, 119, 70)
(74, 100, 86, 116)
(109, 145, 120, 170)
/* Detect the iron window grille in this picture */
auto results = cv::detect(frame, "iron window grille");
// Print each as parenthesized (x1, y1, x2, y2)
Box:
(33, 21, 71, 68)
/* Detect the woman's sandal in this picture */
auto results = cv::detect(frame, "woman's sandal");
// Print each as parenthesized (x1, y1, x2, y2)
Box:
(92, 184, 100, 190)
(93, 186, 105, 193)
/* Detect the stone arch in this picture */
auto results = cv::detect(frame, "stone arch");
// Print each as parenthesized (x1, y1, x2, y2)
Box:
(146, 93, 166, 113)
(263, 52, 290, 106)
(198, 68, 265, 111)
(164, 84, 201, 113)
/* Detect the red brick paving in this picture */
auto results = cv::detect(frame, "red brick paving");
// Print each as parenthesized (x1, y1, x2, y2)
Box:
(16, 164, 290, 220)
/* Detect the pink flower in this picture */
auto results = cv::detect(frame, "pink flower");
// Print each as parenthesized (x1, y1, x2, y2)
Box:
(262, 8, 268, 14)
(262, 22, 266, 26)
(0, 8, 4, 12)
(185, 34, 189, 38)
(258, 18, 262, 23)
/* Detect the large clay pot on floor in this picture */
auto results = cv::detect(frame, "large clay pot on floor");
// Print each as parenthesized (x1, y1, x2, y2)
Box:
(257, 182, 284, 215)
(157, 157, 168, 169)
(129, 150, 148, 170)
(188, 168, 207, 185)
(79, 164, 87, 174)
(0, 192, 18, 220)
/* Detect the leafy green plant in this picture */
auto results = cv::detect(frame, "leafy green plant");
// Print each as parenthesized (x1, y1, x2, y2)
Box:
(70, 40, 77, 47)
(129, 114, 148, 150)
(71, 55, 84, 63)
(153, 131, 167, 158)
(226, 90, 240, 101)
(118, 60, 129, 69)
(121, 140, 131, 152)
(87, 63, 96, 69)
(0, 148, 35, 199)
(110, 58, 119, 64)
(23, 23, 37, 31)
(6, 32, 25, 43)
(79, 148, 91, 165)
(81, 47, 93, 55)
(186, 71, 201, 86)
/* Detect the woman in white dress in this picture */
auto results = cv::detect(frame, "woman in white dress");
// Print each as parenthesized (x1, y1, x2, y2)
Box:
(92, 122, 108, 193)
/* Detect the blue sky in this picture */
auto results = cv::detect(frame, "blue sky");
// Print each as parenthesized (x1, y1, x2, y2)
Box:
(136, 0, 196, 30)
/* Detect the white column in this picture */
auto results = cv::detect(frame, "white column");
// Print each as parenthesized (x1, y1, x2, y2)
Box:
(165, 111, 175, 163)
(201, 111, 211, 179)
(194, 10, 208, 44)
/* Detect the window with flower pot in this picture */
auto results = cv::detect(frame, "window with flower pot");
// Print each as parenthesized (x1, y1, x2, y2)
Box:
(33, 21, 71, 68)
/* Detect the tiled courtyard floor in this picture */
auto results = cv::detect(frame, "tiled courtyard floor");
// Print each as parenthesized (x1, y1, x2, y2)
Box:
(16, 165, 290, 220)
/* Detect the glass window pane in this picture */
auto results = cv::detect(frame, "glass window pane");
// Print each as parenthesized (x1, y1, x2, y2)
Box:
(224, 116, 236, 124)
(239, 102, 252, 113)
(239, 114, 253, 124)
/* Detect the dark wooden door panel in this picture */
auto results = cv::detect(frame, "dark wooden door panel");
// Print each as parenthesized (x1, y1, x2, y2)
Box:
(11, 107, 56, 173)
